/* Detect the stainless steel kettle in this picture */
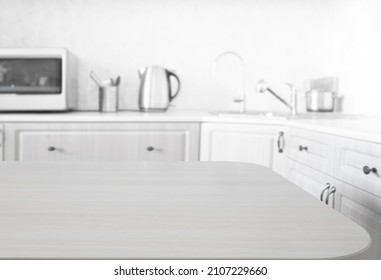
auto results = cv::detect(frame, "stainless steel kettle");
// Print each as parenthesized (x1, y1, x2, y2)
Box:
(138, 66, 181, 111)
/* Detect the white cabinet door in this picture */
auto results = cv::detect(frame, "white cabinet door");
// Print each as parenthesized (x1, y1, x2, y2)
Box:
(200, 123, 279, 167)
(333, 178, 381, 259)
(287, 159, 381, 259)
(287, 159, 332, 201)
(4, 122, 200, 161)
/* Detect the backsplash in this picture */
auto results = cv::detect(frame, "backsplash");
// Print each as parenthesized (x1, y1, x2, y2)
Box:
(0, 0, 379, 115)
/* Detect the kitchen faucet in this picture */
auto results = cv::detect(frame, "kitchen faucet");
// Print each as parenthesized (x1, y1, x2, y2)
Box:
(256, 80, 297, 115)
(212, 51, 245, 113)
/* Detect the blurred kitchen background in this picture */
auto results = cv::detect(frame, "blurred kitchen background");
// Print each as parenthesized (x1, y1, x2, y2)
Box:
(0, 0, 379, 115)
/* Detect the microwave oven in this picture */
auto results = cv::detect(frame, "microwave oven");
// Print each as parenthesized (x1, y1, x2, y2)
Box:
(0, 48, 76, 111)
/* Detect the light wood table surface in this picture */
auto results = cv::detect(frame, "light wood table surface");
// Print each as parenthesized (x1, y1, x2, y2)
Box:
(0, 162, 370, 259)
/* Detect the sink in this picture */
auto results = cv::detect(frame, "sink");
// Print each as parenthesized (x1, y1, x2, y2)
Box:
(212, 111, 288, 119)
(212, 111, 367, 120)
(288, 112, 367, 120)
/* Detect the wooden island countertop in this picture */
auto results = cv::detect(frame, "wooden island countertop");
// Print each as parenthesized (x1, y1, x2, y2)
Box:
(0, 162, 370, 259)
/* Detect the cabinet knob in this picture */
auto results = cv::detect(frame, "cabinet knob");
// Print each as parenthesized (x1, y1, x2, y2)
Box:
(298, 145, 308, 151)
(48, 146, 56, 152)
(363, 166, 377, 175)
(147, 146, 154, 152)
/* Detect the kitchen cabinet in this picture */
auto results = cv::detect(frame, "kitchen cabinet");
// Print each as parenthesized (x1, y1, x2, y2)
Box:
(4, 122, 200, 161)
(286, 158, 381, 259)
(200, 123, 280, 167)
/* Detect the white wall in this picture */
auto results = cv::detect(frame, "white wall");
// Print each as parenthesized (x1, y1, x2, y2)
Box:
(331, 0, 381, 115)
(0, 0, 379, 115)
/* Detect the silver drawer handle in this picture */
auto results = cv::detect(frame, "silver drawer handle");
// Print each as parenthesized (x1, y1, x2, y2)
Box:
(363, 166, 377, 175)
(325, 186, 336, 207)
(48, 146, 56, 152)
(320, 183, 331, 202)
(299, 145, 308, 151)
(147, 146, 155, 152)
(277, 131, 285, 153)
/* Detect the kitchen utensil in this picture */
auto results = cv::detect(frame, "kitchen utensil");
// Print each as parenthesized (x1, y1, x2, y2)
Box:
(306, 89, 335, 112)
(138, 66, 180, 112)
(90, 71, 102, 87)
(100, 78, 113, 87)
(308, 76, 338, 93)
(90, 72, 120, 112)
(114, 76, 121, 86)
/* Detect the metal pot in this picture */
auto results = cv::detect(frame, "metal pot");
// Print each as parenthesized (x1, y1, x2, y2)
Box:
(306, 89, 335, 112)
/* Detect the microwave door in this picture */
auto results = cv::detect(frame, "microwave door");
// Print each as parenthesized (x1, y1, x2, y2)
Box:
(0, 58, 62, 94)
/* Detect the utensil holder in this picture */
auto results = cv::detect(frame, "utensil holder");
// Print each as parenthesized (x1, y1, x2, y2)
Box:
(99, 86, 118, 112)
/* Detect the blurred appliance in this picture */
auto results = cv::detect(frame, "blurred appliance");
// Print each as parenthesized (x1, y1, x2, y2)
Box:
(0, 48, 76, 111)
(138, 66, 180, 111)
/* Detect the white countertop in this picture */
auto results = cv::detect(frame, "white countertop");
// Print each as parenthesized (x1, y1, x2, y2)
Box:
(0, 110, 380, 143)
(0, 110, 207, 123)
(287, 118, 381, 142)
(0, 161, 370, 259)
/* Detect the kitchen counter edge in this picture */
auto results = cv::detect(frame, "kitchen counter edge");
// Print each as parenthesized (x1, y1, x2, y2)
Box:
(0, 110, 380, 143)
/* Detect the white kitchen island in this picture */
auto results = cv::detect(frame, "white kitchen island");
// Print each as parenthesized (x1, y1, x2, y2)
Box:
(0, 161, 370, 259)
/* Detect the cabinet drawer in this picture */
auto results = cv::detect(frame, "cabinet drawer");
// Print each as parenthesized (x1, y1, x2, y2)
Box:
(200, 123, 278, 167)
(287, 159, 331, 201)
(286, 127, 334, 174)
(334, 137, 381, 198)
(5, 123, 200, 161)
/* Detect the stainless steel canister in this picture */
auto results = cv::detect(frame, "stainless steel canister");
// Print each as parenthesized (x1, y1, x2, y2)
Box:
(306, 89, 335, 112)
(99, 86, 118, 112)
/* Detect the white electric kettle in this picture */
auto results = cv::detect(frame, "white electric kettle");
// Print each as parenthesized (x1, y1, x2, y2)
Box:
(138, 66, 180, 111)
